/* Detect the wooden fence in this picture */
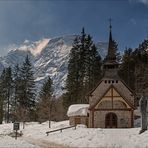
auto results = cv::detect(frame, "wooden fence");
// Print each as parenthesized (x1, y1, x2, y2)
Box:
(46, 125, 76, 136)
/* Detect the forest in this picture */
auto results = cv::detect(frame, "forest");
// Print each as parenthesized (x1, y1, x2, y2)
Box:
(0, 28, 148, 124)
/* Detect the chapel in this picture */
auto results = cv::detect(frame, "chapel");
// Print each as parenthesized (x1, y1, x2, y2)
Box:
(67, 23, 136, 128)
(88, 23, 136, 128)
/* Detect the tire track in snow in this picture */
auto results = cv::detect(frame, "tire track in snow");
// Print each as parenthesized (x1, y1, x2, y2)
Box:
(24, 137, 70, 148)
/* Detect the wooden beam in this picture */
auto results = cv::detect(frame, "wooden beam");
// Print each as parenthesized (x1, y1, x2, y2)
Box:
(111, 87, 113, 109)
(89, 85, 113, 110)
(94, 108, 132, 111)
(103, 96, 120, 98)
(131, 110, 134, 128)
(113, 85, 136, 109)
(92, 110, 94, 128)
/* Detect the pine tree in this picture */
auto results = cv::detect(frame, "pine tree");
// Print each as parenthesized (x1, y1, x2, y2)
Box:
(0, 67, 13, 123)
(63, 28, 102, 108)
(83, 41, 102, 99)
(63, 37, 82, 108)
(17, 55, 36, 122)
(119, 39, 148, 105)
(5, 67, 13, 123)
(83, 34, 102, 99)
(0, 69, 6, 123)
(119, 48, 135, 90)
(89, 44, 102, 88)
(63, 33, 85, 107)
(0, 95, 3, 124)
(0, 75, 4, 124)
(12, 64, 21, 121)
(83, 34, 93, 95)
(37, 76, 53, 127)
(134, 39, 148, 98)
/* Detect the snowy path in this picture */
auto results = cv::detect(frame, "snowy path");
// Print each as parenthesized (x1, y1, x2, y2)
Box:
(1, 120, 148, 148)
(24, 137, 69, 148)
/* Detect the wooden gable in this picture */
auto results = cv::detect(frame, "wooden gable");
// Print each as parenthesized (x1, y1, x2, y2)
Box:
(96, 87, 129, 109)
(89, 84, 135, 110)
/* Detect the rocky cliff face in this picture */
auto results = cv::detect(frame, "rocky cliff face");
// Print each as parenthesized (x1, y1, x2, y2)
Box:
(0, 35, 107, 97)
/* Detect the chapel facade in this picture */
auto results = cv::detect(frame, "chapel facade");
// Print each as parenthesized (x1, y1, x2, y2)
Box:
(88, 24, 136, 128)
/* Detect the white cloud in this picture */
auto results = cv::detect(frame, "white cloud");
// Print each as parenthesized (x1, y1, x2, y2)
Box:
(129, 0, 148, 5)
(138, 0, 148, 4)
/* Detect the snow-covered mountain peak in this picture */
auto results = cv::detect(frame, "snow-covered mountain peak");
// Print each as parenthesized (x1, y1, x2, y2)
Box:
(0, 35, 107, 97)
(33, 38, 50, 56)
(18, 38, 50, 56)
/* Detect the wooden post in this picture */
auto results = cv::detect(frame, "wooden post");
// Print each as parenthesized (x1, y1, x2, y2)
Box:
(13, 122, 20, 140)
(74, 125, 76, 130)
(15, 130, 17, 140)
(131, 110, 133, 128)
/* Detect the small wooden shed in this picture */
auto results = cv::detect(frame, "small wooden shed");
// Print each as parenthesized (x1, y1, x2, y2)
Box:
(67, 104, 89, 127)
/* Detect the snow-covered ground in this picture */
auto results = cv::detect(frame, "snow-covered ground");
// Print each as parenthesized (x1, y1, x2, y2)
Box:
(0, 119, 148, 148)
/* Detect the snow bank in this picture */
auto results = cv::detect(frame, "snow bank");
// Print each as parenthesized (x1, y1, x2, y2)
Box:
(0, 119, 148, 148)
(0, 123, 38, 148)
(67, 104, 89, 117)
(22, 120, 148, 148)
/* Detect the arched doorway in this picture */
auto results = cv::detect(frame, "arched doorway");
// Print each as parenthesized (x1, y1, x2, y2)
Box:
(105, 113, 117, 128)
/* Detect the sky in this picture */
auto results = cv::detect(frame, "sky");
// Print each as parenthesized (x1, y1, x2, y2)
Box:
(0, 0, 148, 56)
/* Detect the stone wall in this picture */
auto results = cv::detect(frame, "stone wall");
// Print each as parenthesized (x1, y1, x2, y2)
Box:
(89, 111, 93, 127)
(92, 110, 132, 128)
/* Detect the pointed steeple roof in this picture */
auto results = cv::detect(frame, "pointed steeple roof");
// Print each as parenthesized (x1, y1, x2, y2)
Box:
(105, 21, 117, 63)
(109, 22, 113, 42)
(103, 20, 119, 79)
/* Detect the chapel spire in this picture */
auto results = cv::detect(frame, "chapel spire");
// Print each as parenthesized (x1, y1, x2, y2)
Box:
(105, 19, 117, 63)
(103, 20, 119, 79)
(109, 18, 112, 42)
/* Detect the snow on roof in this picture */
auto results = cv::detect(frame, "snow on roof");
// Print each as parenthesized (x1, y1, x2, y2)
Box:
(67, 104, 89, 117)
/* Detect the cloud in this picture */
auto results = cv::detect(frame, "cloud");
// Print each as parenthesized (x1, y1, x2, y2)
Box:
(129, 0, 148, 5)
(138, 0, 148, 4)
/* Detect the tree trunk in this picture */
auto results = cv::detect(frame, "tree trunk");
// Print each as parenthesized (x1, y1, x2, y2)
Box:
(0, 104, 3, 124)
(23, 121, 25, 129)
(48, 108, 51, 128)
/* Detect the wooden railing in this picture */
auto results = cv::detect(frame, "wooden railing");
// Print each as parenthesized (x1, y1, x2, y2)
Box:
(46, 125, 76, 136)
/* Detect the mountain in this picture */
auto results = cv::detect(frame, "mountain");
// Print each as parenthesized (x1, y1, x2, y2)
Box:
(0, 35, 108, 97)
